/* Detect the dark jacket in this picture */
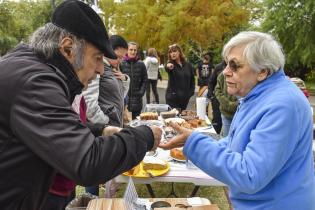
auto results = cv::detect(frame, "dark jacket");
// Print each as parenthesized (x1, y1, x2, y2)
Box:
(99, 63, 126, 127)
(0, 44, 154, 210)
(165, 61, 195, 104)
(207, 60, 226, 99)
(214, 73, 238, 119)
(120, 59, 147, 112)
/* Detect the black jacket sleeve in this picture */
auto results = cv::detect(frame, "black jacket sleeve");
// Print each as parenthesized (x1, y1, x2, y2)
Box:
(139, 62, 148, 97)
(86, 121, 105, 137)
(207, 62, 224, 99)
(189, 63, 195, 97)
(11, 73, 154, 186)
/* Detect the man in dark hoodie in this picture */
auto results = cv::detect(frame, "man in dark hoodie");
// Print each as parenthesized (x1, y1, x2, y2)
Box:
(0, 1, 161, 209)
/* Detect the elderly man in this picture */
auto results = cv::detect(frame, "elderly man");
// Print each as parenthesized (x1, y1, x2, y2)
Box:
(0, 1, 161, 209)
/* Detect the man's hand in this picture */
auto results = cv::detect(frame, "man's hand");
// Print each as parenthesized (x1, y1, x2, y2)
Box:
(149, 126, 162, 151)
(159, 122, 193, 150)
(113, 69, 127, 81)
(102, 126, 122, 136)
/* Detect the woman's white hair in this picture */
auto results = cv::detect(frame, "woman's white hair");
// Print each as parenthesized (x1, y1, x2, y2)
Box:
(222, 31, 285, 75)
(29, 23, 85, 70)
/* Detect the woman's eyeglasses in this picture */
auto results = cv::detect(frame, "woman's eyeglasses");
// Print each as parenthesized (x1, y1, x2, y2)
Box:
(226, 60, 243, 72)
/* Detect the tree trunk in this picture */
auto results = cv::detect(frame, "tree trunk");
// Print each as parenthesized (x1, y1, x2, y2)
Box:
(51, 0, 56, 10)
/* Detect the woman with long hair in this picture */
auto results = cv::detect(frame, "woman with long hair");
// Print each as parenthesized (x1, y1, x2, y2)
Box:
(165, 44, 195, 111)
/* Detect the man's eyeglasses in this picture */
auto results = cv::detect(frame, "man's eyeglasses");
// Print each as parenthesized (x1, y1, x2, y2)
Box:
(226, 60, 243, 72)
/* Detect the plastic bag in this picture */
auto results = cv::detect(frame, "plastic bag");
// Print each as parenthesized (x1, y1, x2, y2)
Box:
(65, 193, 98, 210)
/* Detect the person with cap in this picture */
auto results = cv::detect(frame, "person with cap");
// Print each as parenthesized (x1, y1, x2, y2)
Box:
(83, 35, 130, 129)
(42, 95, 88, 210)
(83, 35, 130, 197)
(0, 1, 161, 210)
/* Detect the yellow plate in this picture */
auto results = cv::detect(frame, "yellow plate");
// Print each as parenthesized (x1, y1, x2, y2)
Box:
(123, 161, 170, 178)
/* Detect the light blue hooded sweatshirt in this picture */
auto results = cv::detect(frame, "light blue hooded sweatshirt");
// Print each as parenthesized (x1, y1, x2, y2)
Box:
(184, 70, 315, 210)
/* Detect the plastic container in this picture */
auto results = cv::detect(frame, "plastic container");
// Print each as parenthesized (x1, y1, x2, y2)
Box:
(145, 104, 171, 113)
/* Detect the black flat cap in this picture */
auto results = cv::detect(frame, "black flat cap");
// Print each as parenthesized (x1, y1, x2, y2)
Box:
(52, 0, 116, 59)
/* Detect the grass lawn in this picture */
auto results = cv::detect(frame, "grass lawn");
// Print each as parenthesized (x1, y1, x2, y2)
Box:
(76, 182, 231, 210)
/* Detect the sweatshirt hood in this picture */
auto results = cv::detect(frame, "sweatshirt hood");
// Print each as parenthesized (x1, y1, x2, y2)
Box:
(147, 57, 159, 64)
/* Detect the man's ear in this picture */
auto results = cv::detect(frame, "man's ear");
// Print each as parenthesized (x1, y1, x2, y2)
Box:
(257, 69, 269, 82)
(59, 37, 75, 63)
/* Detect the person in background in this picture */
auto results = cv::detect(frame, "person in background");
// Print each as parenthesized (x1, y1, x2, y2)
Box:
(160, 31, 315, 210)
(214, 72, 238, 137)
(120, 42, 148, 119)
(83, 34, 129, 196)
(165, 44, 195, 111)
(0, 1, 162, 209)
(144, 47, 160, 104)
(196, 54, 212, 96)
(207, 60, 226, 134)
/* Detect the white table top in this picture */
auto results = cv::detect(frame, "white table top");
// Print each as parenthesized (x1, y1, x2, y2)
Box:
(116, 147, 225, 187)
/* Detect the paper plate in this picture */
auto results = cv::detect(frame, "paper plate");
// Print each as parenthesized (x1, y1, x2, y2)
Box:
(171, 157, 186, 163)
(123, 161, 170, 178)
(146, 150, 158, 157)
(129, 119, 164, 128)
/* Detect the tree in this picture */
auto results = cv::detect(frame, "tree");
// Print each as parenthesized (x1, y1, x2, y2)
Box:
(0, 1, 18, 55)
(262, 0, 315, 79)
(0, 0, 53, 55)
(100, 0, 249, 62)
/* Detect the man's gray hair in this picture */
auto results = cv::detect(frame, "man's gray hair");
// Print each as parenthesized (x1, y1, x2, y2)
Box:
(222, 31, 285, 75)
(29, 23, 85, 70)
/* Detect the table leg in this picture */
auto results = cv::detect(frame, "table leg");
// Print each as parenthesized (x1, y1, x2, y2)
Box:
(166, 182, 178, 198)
(223, 186, 233, 210)
(145, 184, 156, 198)
(190, 185, 200, 197)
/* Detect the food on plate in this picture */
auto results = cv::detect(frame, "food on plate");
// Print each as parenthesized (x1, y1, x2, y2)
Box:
(160, 109, 178, 119)
(186, 118, 207, 128)
(181, 110, 197, 117)
(164, 118, 193, 129)
(140, 112, 158, 120)
(142, 156, 167, 170)
(128, 164, 140, 175)
(164, 126, 177, 138)
(170, 147, 186, 161)
(181, 115, 198, 121)
(164, 118, 185, 126)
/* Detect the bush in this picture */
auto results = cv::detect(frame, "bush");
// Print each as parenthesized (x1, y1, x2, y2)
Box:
(0, 36, 18, 56)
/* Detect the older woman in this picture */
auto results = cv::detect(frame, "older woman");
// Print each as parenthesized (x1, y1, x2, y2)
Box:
(165, 44, 195, 111)
(160, 31, 315, 210)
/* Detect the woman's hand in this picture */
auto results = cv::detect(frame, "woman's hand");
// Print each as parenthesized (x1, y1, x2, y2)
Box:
(159, 122, 193, 150)
(166, 63, 174, 70)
